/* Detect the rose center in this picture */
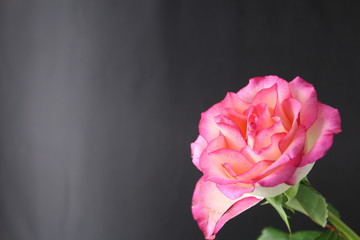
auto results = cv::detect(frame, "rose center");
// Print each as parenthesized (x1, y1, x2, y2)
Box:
(247, 114, 258, 132)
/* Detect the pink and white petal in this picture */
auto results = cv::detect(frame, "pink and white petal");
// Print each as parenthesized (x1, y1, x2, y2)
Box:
(251, 182, 292, 198)
(276, 98, 302, 152)
(256, 154, 300, 187)
(200, 148, 254, 184)
(242, 133, 285, 162)
(299, 103, 341, 167)
(191, 135, 208, 170)
(199, 91, 253, 142)
(215, 115, 247, 151)
(253, 121, 287, 151)
(221, 92, 251, 114)
(253, 104, 274, 132)
(251, 85, 278, 112)
(237, 76, 289, 103)
(289, 77, 319, 129)
(265, 126, 305, 170)
(235, 160, 273, 182)
(274, 77, 292, 103)
(241, 145, 263, 163)
(274, 103, 291, 131)
(286, 163, 315, 185)
(281, 98, 302, 126)
(206, 134, 228, 153)
(278, 99, 303, 153)
(192, 177, 262, 239)
(254, 126, 306, 187)
(199, 103, 222, 141)
(221, 108, 248, 138)
(217, 182, 255, 200)
(257, 133, 286, 160)
(213, 195, 263, 235)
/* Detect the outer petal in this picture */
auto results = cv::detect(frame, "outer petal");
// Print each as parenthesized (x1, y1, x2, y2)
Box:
(253, 163, 315, 196)
(256, 154, 300, 187)
(251, 84, 278, 112)
(299, 103, 341, 167)
(286, 163, 315, 185)
(191, 135, 208, 170)
(199, 93, 250, 141)
(199, 103, 223, 141)
(237, 76, 291, 103)
(216, 182, 254, 200)
(251, 182, 291, 198)
(221, 92, 251, 113)
(289, 77, 318, 129)
(192, 177, 263, 239)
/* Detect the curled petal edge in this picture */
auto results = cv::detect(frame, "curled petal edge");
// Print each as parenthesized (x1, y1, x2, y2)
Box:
(300, 103, 341, 167)
(192, 177, 263, 239)
(191, 135, 207, 170)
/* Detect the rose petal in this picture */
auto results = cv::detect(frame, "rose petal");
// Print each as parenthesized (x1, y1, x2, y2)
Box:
(199, 103, 223, 141)
(253, 104, 274, 132)
(251, 182, 292, 198)
(192, 177, 263, 239)
(215, 115, 247, 151)
(199, 93, 250, 142)
(234, 160, 273, 182)
(274, 103, 291, 131)
(299, 103, 341, 167)
(237, 76, 291, 103)
(256, 154, 300, 187)
(213, 195, 263, 236)
(256, 126, 306, 187)
(221, 92, 251, 114)
(191, 135, 208, 170)
(221, 108, 248, 138)
(278, 98, 302, 152)
(281, 98, 302, 126)
(253, 121, 287, 151)
(289, 77, 318, 129)
(245, 104, 274, 139)
(250, 84, 278, 113)
(243, 133, 286, 162)
(200, 148, 254, 184)
(206, 134, 228, 152)
(286, 163, 315, 185)
(216, 182, 254, 200)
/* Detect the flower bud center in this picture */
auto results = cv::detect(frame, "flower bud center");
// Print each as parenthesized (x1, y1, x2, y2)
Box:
(248, 114, 258, 132)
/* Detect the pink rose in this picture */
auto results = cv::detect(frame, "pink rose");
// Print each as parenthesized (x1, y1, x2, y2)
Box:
(191, 76, 341, 239)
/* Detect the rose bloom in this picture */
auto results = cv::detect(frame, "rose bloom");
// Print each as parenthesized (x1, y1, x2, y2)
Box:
(191, 76, 341, 239)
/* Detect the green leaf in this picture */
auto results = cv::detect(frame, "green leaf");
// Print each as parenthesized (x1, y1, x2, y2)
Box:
(285, 184, 328, 227)
(284, 183, 300, 203)
(291, 231, 322, 240)
(257, 227, 289, 240)
(267, 195, 291, 232)
(257, 227, 321, 240)
(315, 230, 340, 240)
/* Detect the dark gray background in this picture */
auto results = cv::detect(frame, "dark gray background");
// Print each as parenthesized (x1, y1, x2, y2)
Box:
(0, 1, 359, 240)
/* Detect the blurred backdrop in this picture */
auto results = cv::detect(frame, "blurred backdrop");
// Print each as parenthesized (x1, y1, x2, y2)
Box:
(0, 1, 359, 240)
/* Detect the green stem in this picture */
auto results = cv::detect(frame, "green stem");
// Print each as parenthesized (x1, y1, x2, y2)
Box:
(327, 210, 360, 240)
